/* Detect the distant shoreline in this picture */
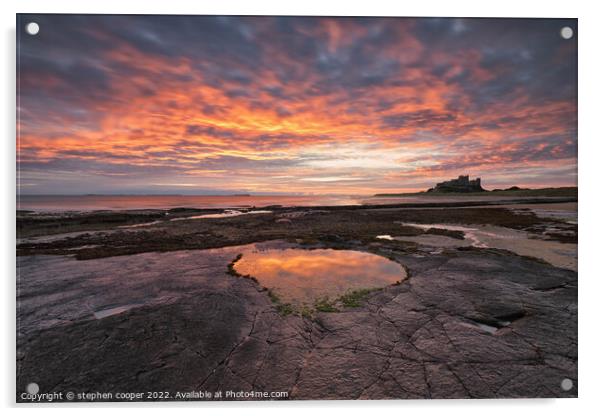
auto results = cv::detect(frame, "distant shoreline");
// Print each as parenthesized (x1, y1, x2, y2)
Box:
(374, 186, 577, 198)
(16, 188, 578, 212)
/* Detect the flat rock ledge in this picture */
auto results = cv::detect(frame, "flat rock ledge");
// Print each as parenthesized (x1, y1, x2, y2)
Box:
(17, 244, 577, 401)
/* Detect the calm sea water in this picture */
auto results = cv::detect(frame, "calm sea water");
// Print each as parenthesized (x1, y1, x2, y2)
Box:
(17, 194, 385, 212)
(17, 194, 548, 212)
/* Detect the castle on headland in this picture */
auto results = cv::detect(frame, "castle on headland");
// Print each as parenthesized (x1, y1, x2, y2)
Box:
(427, 175, 485, 193)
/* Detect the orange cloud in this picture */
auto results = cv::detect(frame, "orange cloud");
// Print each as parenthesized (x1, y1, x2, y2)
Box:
(17, 16, 577, 194)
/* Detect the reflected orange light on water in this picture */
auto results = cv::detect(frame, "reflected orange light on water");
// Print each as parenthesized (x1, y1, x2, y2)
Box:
(234, 249, 407, 305)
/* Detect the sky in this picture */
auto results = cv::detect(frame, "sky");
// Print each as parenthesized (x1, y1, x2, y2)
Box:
(17, 15, 577, 195)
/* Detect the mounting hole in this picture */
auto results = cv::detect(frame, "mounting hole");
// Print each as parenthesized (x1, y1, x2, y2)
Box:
(25, 22, 40, 36)
(561, 378, 573, 391)
(560, 26, 573, 40)
(26, 382, 39, 395)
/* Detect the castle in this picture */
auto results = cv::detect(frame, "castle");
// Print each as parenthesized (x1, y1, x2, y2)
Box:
(427, 175, 485, 193)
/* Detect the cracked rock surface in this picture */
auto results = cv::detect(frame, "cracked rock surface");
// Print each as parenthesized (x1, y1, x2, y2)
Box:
(17, 241, 577, 400)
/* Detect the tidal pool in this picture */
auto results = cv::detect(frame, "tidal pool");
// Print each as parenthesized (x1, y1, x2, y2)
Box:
(384, 222, 577, 271)
(171, 209, 272, 221)
(233, 248, 407, 306)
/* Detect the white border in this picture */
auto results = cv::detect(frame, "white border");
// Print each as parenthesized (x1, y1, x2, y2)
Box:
(3, 0, 601, 414)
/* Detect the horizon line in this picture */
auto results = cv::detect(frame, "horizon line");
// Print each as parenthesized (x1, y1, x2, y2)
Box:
(17, 185, 578, 197)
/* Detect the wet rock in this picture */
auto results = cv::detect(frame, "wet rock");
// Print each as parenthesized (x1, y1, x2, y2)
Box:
(16, 242, 577, 401)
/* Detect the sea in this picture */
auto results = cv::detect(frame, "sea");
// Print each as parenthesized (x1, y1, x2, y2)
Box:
(16, 193, 548, 212)
(17, 194, 386, 212)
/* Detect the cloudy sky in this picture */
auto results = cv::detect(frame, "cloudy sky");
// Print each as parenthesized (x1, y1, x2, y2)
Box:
(17, 15, 577, 195)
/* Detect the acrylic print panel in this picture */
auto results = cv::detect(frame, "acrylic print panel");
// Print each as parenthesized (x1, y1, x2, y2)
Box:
(16, 14, 577, 402)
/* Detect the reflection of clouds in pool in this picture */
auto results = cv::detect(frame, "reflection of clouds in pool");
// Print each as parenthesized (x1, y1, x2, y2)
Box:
(234, 249, 406, 305)
(401, 222, 488, 247)
(507, 203, 577, 225)
(171, 210, 272, 220)
(93, 304, 143, 319)
(383, 222, 576, 271)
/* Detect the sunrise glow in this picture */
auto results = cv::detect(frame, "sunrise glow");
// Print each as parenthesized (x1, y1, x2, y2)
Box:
(17, 16, 577, 195)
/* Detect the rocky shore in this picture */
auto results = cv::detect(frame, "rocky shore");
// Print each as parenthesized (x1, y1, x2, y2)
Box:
(16, 198, 578, 401)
